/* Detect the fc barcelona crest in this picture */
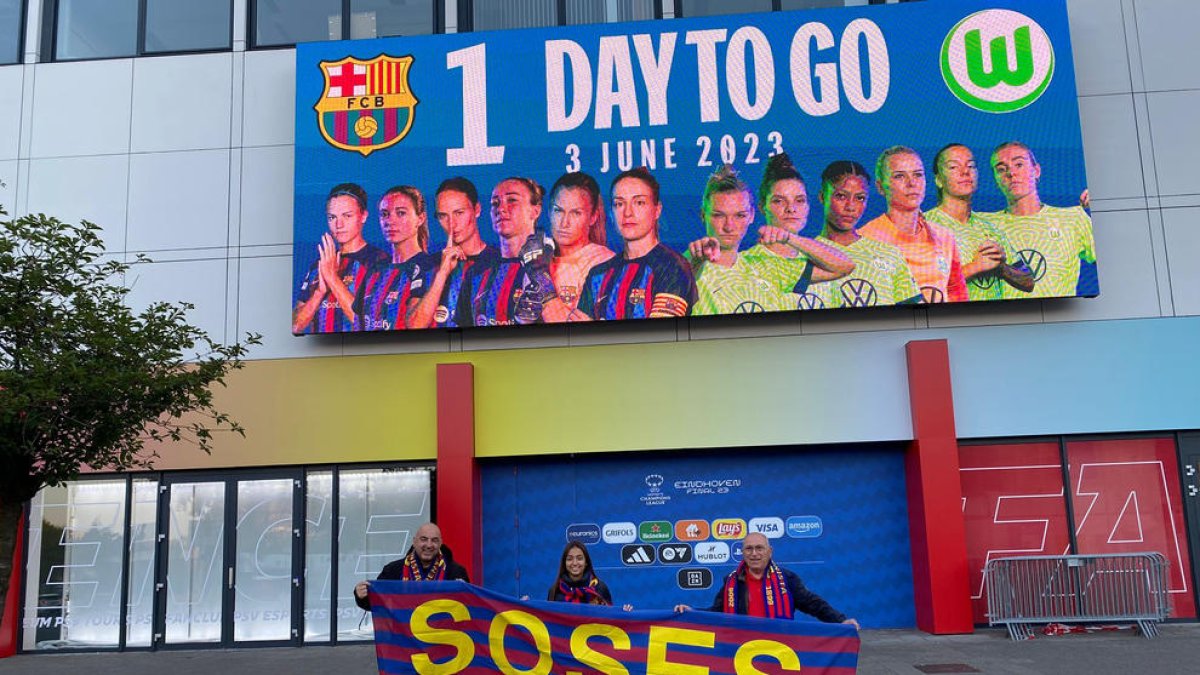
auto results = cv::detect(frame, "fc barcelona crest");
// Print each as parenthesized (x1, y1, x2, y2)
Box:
(314, 54, 418, 157)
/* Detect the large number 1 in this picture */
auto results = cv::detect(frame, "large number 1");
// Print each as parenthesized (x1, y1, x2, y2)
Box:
(446, 44, 506, 166)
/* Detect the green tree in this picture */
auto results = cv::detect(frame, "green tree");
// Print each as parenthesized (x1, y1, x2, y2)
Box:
(0, 207, 259, 624)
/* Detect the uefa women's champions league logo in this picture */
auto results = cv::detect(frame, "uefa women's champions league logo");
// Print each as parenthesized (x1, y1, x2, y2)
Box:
(940, 9, 1055, 113)
(314, 54, 419, 156)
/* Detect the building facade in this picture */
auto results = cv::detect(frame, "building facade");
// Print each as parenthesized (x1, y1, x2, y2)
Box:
(1, 0, 1199, 655)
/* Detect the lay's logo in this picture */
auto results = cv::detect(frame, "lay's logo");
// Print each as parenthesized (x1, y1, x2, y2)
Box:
(711, 518, 746, 540)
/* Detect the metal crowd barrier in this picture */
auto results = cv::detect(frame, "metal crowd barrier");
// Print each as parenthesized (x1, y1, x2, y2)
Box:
(984, 553, 1171, 640)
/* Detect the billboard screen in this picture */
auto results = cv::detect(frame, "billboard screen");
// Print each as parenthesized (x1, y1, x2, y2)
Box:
(292, 0, 1094, 334)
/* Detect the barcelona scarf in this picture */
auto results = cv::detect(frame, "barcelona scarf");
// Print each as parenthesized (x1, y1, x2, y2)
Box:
(557, 573, 607, 605)
(723, 560, 794, 619)
(369, 580, 859, 674)
(400, 550, 446, 581)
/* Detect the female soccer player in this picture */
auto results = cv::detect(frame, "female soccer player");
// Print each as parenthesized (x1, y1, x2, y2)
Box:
(355, 186, 439, 330)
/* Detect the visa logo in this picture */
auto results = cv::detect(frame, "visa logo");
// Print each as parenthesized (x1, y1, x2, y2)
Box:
(749, 517, 784, 539)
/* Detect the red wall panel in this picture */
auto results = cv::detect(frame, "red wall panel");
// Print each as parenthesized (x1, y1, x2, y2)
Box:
(1066, 438, 1196, 619)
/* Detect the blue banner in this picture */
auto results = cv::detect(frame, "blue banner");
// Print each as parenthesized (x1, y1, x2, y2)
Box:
(293, 0, 1093, 333)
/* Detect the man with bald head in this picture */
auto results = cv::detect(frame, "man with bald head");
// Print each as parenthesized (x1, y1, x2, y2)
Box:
(354, 522, 470, 610)
(675, 532, 858, 627)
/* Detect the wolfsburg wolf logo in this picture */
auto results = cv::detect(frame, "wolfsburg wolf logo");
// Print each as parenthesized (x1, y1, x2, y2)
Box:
(941, 10, 1054, 113)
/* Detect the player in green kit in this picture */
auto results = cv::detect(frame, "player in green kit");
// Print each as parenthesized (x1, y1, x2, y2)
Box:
(981, 141, 1096, 299)
(924, 143, 1034, 301)
(805, 161, 921, 309)
(686, 161, 853, 315)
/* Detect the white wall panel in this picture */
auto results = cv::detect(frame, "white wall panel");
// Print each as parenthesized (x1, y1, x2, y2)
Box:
(30, 59, 133, 158)
(800, 306, 922, 335)
(1078, 94, 1145, 200)
(1134, 0, 1200, 92)
(125, 258, 229, 344)
(1162, 206, 1200, 316)
(0, 66, 23, 160)
(1145, 90, 1200, 198)
(239, 145, 293, 247)
(242, 49, 295, 147)
(1043, 208, 1160, 322)
(126, 149, 231, 252)
(25, 154, 130, 251)
(1066, 0, 1133, 96)
(131, 53, 233, 153)
(0, 159, 15, 212)
(237, 254, 346, 359)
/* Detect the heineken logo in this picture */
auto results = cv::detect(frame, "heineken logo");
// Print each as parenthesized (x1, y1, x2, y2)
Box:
(941, 9, 1054, 113)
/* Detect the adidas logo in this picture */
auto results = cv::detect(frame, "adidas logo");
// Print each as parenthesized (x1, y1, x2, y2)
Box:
(621, 544, 655, 566)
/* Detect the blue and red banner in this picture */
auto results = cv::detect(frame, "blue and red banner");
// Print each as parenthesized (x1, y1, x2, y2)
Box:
(369, 581, 859, 674)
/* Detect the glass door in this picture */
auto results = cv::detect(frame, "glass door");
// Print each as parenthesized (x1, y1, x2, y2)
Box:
(156, 471, 301, 647)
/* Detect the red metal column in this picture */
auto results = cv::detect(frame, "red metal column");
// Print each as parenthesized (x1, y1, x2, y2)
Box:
(0, 509, 26, 657)
(905, 339, 973, 634)
(436, 363, 481, 584)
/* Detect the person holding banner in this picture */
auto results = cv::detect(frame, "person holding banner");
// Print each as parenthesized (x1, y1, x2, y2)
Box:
(675, 533, 858, 628)
(547, 541, 620, 606)
(980, 140, 1097, 299)
(406, 177, 499, 329)
(860, 146, 968, 304)
(685, 163, 851, 315)
(577, 167, 696, 320)
(537, 171, 615, 322)
(804, 161, 921, 309)
(353, 522, 469, 611)
(923, 144, 1034, 301)
(354, 185, 439, 330)
(292, 183, 390, 333)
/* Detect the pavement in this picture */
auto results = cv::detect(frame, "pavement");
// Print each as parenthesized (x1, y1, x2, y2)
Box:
(2, 624, 1197, 674)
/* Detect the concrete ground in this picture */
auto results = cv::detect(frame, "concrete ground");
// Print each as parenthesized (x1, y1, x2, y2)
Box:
(2, 624, 1197, 674)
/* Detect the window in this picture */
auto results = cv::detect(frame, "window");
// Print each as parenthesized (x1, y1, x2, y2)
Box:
(47, 0, 231, 61)
(0, 0, 23, 64)
(466, 0, 658, 32)
(252, 0, 438, 49)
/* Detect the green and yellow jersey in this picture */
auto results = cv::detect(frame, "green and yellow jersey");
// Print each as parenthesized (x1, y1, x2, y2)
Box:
(977, 205, 1096, 299)
(924, 207, 1020, 301)
(804, 236, 921, 309)
(691, 245, 812, 315)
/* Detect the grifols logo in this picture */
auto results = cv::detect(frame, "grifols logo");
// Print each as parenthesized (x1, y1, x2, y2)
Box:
(941, 10, 1054, 113)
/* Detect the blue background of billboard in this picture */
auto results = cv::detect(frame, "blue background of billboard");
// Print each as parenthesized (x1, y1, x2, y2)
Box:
(480, 445, 916, 628)
(293, 0, 1094, 311)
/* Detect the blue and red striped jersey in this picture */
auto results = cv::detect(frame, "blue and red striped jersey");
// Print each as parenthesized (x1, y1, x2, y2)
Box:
(296, 244, 389, 334)
(432, 245, 500, 328)
(354, 251, 438, 331)
(458, 256, 537, 327)
(578, 243, 697, 320)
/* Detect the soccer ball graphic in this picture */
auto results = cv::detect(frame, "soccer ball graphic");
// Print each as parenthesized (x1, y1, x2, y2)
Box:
(354, 116, 378, 139)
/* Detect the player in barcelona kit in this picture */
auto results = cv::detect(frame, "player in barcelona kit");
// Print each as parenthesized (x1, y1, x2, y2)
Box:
(542, 171, 615, 323)
(684, 162, 852, 316)
(803, 161, 922, 310)
(456, 176, 558, 327)
(859, 146, 967, 304)
(578, 167, 697, 321)
(979, 141, 1097, 299)
(923, 144, 1034, 301)
(292, 183, 389, 334)
(406, 177, 500, 329)
(354, 186, 439, 330)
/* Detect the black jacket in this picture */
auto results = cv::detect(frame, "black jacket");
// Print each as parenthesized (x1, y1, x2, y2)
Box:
(706, 563, 846, 623)
(355, 545, 470, 610)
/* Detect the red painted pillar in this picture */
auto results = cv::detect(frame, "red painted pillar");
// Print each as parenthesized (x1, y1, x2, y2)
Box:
(905, 340, 973, 634)
(436, 363, 481, 584)
(0, 508, 26, 657)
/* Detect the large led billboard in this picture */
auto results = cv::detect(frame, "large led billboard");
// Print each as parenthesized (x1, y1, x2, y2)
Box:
(292, 0, 1095, 335)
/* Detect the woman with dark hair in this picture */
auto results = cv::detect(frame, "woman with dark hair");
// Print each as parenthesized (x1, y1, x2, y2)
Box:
(355, 185, 439, 331)
(542, 171, 615, 322)
(548, 541, 618, 606)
